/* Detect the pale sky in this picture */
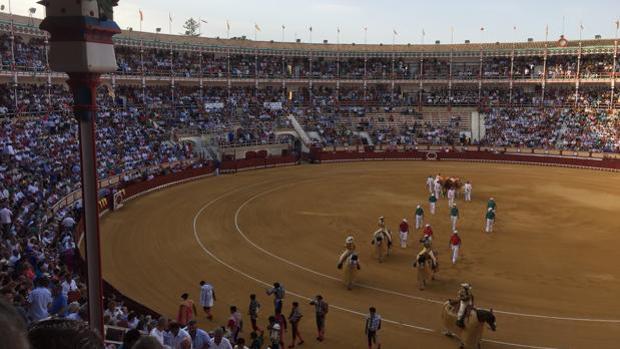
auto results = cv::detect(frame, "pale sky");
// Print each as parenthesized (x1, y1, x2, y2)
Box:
(9, 0, 620, 44)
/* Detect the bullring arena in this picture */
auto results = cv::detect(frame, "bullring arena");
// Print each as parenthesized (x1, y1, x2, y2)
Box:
(100, 157, 620, 349)
(3, 3, 620, 349)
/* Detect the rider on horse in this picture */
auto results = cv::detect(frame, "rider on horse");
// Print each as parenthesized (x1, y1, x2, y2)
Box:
(414, 238, 437, 269)
(374, 216, 393, 249)
(337, 236, 356, 269)
(456, 283, 475, 328)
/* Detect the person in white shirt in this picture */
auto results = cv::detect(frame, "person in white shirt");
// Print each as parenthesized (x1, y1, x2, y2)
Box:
(61, 216, 76, 229)
(150, 317, 169, 346)
(425, 175, 434, 193)
(28, 277, 53, 322)
(0, 205, 12, 236)
(463, 181, 472, 202)
(433, 180, 442, 199)
(168, 321, 192, 349)
(8, 250, 21, 267)
(447, 188, 456, 207)
(209, 328, 233, 349)
(60, 273, 78, 298)
(199, 280, 215, 320)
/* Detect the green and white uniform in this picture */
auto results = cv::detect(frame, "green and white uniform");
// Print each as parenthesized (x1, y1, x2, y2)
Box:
(485, 208, 495, 233)
(415, 206, 424, 229)
(487, 199, 496, 211)
(429, 194, 437, 215)
(450, 206, 459, 231)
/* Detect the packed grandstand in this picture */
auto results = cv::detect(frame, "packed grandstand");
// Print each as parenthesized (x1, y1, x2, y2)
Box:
(0, 10, 619, 348)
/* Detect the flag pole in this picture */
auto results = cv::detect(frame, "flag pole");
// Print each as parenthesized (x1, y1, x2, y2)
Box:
(282, 25, 285, 42)
(450, 26, 454, 45)
(562, 16, 566, 36)
(364, 27, 368, 45)
(169, 13, 172, 35)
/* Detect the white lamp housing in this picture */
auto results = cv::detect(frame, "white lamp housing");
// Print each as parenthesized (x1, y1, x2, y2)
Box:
(39, 0, 121, 73)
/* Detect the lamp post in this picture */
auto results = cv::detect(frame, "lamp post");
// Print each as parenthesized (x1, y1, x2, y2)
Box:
(28, 7, 36, 26)
(39, 0, 121, 336)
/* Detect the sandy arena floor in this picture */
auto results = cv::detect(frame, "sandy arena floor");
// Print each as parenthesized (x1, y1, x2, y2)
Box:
(100, 161, 620, 349)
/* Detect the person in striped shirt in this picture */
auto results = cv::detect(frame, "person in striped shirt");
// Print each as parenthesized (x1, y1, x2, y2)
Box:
(227, 305, 243, 344)
(309, 295, 328, 341)
(266, 282, 285, 314)
(248, 294, 261, 332)
(364, 307, 382, 349)
(287, 302, 304, 348)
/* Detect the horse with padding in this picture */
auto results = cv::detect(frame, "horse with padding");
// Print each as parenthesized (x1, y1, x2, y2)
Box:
(441, 301, 497, 349)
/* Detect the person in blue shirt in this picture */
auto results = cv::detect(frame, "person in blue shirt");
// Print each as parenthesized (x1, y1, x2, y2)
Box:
(49, 284, 67, 317)
(187, 320, 211, 349)
(27, 276, 53, 322)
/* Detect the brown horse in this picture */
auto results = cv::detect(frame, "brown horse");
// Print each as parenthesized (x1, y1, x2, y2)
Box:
(342, 254, 360, 290)
(438, 176, 463, 197)
(371, 229, 391, 263)
(441, 302, 497, 349)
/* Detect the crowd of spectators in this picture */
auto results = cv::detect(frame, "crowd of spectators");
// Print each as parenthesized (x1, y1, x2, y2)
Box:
(3, 30, 619, 80)
(482, 108, 620, 152)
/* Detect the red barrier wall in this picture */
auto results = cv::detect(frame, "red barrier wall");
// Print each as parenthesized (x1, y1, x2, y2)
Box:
(312, 149, 620, 171)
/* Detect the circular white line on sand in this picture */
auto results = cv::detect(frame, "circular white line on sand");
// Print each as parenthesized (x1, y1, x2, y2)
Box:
(191, 182, 562, 349)
(233, 182, 620, 324)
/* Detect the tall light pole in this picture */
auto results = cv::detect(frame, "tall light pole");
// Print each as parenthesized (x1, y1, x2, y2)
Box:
(28, 7, 36, 26)
(39, 0, 121, 336)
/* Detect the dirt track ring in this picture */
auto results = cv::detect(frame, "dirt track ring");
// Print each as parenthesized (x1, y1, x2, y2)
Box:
(103, 162, 620, 349)
(193, 183, 560, 349)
